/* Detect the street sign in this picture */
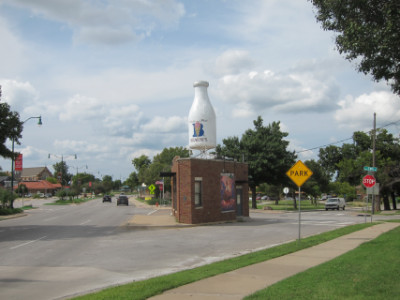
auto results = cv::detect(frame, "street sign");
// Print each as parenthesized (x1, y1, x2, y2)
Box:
(367, 183, 379, 195)
(362, 175, 376, 188)
(148, 184, 156, 194)
(364, 166, 377, 172)
(286, 160, 313, 187)
(283, 187, 289, 194)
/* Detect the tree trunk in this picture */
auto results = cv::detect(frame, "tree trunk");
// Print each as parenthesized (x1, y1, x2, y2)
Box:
(251, 186, 257, 209)
(383, 194, 391, 210)
(293, 190, 297, 209)
(373, 195, 381, 212)
(391, 192, 397, 210)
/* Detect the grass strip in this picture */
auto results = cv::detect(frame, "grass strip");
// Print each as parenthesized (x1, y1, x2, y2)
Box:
(72, 222, 377, 300)
(245, 223, 400, 300)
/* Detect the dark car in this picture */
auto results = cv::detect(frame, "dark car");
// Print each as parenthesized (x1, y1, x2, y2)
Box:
(117, 195, 129, 206)
(103, 195, 112, 203)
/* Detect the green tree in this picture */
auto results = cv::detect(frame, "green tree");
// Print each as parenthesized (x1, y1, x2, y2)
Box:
(320, 128, 400, 211)
(71, 172, 96, 187)
(302, 159, 331, 204)
(124, 172, 140, 191)
(0, 86, 23, 160)
(132, 155, 151, 184)
(217, 116, 296, 209)
(318, 145, 342, 178)
(53, 161, 72, 187)
(132, 147, 190, 194)
(329, 181, 357, 201)
(46, 176, 58, 184)
(0, 187, 17, 208)
(15, 183, 28, 197)
(102, 175, 113, 193)
(113, 179, 122, 191)
(153, 146, 190, 165)
(310, 0, 400, 95)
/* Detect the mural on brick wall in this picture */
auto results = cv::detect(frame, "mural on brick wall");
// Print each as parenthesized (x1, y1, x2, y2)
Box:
(220, 173, 235, 211)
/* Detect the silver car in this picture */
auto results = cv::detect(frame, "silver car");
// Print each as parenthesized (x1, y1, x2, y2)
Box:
(325, 198, 346, 210)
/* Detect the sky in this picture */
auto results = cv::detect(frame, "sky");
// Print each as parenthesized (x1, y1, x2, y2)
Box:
(1, 0, 400, 182)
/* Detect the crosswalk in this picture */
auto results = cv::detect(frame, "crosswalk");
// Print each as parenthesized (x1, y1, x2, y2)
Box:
(292, 220, 355, 227)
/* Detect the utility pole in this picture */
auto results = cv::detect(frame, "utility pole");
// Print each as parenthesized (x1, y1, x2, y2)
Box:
(372, 112, 376, 214)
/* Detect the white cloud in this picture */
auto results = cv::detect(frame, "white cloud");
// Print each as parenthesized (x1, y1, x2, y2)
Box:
(0, 79, 39, 113)
(0, 17, 26, 76)
(335, 91, 400, 130)
(214, 50, 255, 75)
(141, 116, 186, 133)
(3, 0, 185, 45)
(59, 94, 104, 121)
(216, 67, 339, 116)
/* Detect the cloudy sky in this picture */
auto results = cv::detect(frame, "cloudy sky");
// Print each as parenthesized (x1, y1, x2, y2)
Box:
(1, 0, 400, 182)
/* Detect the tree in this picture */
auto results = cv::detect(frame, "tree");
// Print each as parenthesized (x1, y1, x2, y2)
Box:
(217, 116, 296, 209)
(302, 159, 331, 203)
(132, 155, 151, 184)
(124, 172, 140, 191)
(0, 85, 23, 159)
(53, 161, 72, 187)
(102, 175, 113, 193)
(153, 146, 190, 166)
(71, 172, 96, 187)
(15, 183, 28, 197)
(0, 187, 17, 208)
(132, 147, 191, 195)
(320, 128, 400, 211)
(310, 0, 400, 95)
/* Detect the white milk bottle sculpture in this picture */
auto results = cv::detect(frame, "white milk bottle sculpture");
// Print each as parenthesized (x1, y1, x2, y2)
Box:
(188, 81, 216, 152)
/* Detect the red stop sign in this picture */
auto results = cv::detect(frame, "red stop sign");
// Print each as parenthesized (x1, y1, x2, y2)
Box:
(363, 175, 376, 188)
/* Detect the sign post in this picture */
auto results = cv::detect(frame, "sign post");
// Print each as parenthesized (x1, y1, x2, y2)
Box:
(286, 160, 313, 243)
(362, 174, 376, 222)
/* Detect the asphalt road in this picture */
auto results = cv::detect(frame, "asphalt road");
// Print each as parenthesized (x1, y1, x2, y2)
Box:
(0, 197, 396, 300)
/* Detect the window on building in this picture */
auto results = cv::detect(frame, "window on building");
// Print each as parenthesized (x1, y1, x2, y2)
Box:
(194, 178, 202, 207)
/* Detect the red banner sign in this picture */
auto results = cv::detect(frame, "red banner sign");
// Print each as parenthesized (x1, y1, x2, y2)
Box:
(14, 154, 23, 171)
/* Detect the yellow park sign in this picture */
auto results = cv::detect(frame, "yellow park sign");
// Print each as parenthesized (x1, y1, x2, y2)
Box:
(286, 160, 313, 187)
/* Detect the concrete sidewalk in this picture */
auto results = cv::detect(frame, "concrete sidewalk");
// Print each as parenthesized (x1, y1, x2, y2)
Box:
(148, 222, 399, 300)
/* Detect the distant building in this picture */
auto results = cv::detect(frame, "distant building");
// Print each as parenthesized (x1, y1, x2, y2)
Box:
(19, 167, 53, 182)
(16, 180, 61, 196)
(0, 176, 11, 188)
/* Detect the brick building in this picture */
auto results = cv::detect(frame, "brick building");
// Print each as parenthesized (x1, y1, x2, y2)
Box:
(169, 157, 249, 224)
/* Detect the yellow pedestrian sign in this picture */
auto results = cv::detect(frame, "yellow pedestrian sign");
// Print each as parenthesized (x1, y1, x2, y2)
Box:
(286, 160, 313, 187)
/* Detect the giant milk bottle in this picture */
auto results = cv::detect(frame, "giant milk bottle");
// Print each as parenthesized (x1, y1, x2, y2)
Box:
(188, 81, 216, 152)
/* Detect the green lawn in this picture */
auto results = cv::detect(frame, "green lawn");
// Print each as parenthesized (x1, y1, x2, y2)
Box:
(257, 199, 325, 210)
(72, 223, 378, 300)
(245, 223, 400, 300)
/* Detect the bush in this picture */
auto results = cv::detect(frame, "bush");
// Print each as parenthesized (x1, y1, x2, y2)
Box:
(0, 207, 23, 215)
(0, 188, 17, 208)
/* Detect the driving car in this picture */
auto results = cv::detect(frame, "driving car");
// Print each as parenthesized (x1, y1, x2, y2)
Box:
(325, 197, 346, 210)
(103, 195, 112, 202)
(117, 195, 129, 206)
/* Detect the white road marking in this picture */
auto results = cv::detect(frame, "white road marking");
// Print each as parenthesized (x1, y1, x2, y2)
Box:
(79, 220, 91, 225)
(147, 210, 158, 216)
(10, 236, 47, 250)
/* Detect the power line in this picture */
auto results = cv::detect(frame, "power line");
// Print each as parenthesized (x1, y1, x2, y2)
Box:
(295, 119, 400, 154)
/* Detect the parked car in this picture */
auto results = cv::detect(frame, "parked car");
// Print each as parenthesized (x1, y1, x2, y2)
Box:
(325, 198, 346, 210)
(117, 195, 129, 206)
(103, 195, 112, 203)
(261, 195, 269, 200)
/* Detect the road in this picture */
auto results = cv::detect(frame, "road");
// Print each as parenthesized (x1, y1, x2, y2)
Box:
(0, 197, 396, 300)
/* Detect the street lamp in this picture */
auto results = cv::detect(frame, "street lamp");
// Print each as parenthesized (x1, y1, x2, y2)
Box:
(48, 153, 77, 188)
(10, 116, 42, 200)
